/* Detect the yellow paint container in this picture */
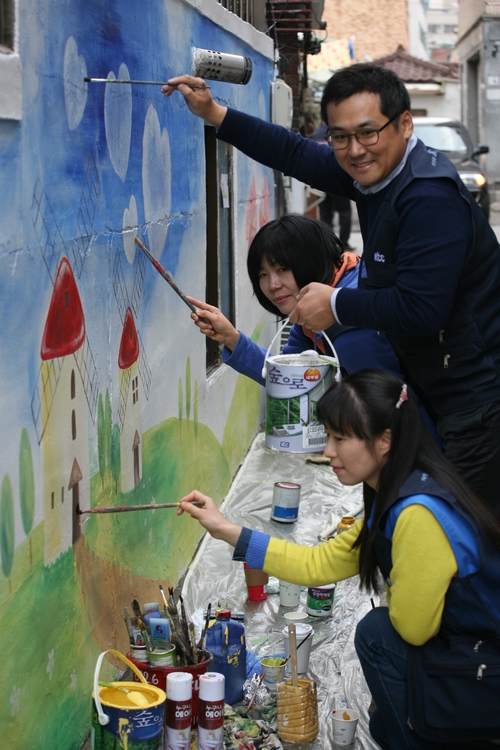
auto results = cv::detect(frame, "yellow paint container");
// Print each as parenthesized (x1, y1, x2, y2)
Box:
(91, 649, 166, 749)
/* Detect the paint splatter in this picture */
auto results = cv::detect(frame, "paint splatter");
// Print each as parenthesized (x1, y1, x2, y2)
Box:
(105, 64, 133, 181)
(70, 670, 77, 691)
(46, 649, 55, 680)
(63, 37, 87, 131)
(142, 105, 171, 259)
(10, 686, 21, 716)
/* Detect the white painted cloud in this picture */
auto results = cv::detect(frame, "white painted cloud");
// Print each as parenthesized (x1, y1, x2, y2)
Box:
(63, 37, 87, 131)
(122, 195, 138, 264)
(105, 64, 132, 181)
(142, 105, 171, 259)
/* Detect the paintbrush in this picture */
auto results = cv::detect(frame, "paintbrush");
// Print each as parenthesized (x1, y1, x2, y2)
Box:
(165, 588, 193, 664)
(188, 622, 198, 664)
(84, 77, 210, 88)
(243, 673, 265, 715)
(134, 237, 208, 325)
(198, 602, 212, 652)
(77, 500, 204, 515)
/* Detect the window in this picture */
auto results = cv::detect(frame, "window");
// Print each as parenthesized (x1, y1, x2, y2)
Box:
(51, 491, 54, 510)
(71, 409, 76, 440)
(0, 0, 14, 51)
(71, 370, 76, 399)
(132, 376, 139, 405)
(61, 486, 64, 504)
(428, 24, 442, 33)
(444, 25, 457, 33)
(204, 126, 234, 372)
(0, 0, 22, 120)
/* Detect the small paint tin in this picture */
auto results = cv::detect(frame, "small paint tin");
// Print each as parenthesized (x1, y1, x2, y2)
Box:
(337, 516, 356, 534)
(306, 583, 336, 617)
(129, 643, 148, 662)
(148, 645, 177, 668)
(271, 481, 301, 523)
(279, 580, 301, 607)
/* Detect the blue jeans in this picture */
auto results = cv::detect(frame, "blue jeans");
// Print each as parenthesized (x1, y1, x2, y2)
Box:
(354, 608, 499, 750)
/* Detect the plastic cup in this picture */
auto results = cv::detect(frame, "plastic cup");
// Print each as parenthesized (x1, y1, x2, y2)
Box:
(279, 580, 301, 607)
(260, 656, 286, 693)
(283, 610, 309, 623)
(282, 623, 313, 675)
(332, 708, 360, 745)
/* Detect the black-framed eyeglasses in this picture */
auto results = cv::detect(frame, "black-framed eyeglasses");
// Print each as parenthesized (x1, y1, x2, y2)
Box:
(326, 114, 399, 150)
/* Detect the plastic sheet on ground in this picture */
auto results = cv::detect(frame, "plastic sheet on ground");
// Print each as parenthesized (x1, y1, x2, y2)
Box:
(182, 432, 379, 750)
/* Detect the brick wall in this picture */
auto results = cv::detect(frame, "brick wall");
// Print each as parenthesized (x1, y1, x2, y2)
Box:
(322, 0, 409, 61)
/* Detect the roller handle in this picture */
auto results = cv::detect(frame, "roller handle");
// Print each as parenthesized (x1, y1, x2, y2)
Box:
(288, 623, 299, 687)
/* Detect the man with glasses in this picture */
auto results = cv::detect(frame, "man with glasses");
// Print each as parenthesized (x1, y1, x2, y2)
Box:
(163, 64, 500, 515)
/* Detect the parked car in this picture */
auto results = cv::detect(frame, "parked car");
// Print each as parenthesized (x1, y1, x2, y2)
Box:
(412, 117, 490, 220)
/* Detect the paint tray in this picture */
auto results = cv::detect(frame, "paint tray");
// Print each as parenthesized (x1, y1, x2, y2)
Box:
(277, 677, 319, 743)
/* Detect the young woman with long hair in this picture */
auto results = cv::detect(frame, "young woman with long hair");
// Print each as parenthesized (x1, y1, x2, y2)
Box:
(178, 369, 500, 749)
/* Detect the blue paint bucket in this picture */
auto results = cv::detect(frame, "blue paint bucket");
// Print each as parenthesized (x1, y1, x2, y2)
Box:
(91, 649, 166, 749)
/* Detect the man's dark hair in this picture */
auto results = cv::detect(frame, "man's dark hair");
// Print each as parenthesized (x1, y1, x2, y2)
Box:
(321, 63, 411, 125)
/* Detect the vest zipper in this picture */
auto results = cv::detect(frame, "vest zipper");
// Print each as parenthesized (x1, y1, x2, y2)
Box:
(477, 663, 487, 680)
(439, 329, 444, 344)
(444, 354, 451, 368)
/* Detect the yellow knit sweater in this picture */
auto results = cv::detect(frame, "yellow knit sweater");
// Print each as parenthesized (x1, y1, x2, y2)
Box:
(263, 504, 457, 646)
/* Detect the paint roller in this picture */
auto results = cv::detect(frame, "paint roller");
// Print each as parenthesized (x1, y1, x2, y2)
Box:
(85, 46, 252, 87)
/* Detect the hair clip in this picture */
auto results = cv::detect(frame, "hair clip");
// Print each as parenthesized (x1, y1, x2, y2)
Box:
(395, 384, 408, 409)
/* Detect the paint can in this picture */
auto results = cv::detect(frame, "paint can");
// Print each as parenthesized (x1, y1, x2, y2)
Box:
(147, 645, 177, 668)
(129, 643, 148, 663)
(166, 672, 192, 750)
(306, 583, 336, 617)
(263, 349, 339, 453)
(197, 673, 225, 750)
(127, 650, 213, 727)
(271, 481, 301, 523)
(91, 649, 165, 750)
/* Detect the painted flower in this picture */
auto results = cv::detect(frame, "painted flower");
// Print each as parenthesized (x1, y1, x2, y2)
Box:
(47, 649, 55, 680)
(70, 670, 77, 691)
(10, 686, 21, 716)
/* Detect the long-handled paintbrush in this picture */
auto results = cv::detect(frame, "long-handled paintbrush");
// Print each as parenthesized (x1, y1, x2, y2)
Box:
(85, 77, 210, 89)
(135, 236, 197, 313)
(77, 501, 204, 515)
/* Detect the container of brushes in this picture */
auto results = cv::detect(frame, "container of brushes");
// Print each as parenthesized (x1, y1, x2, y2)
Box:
(127, 650, 213, 727)
(277, 623, 319, 743)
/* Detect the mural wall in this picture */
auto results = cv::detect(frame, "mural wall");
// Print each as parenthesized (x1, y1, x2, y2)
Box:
(0, 1, 275, 747)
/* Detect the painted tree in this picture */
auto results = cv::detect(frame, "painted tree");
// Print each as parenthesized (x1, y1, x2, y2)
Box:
(185, 357, 191, 427)
(19, 429, 35, 570)
(178, 378, 183, 434)
(1, 475, 14, 594)
(194, 380, 199, 438)
(110, 424, 121, 493)
(104, 389, 112, 467)
(97, 393, 106, 487)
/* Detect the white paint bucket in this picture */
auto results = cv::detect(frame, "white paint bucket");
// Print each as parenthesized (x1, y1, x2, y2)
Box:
(262, 321, 340, 453)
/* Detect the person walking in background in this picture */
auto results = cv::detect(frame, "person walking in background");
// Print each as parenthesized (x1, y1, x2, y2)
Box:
(312, 122, 354, 250)
(162, 64, 500, 515)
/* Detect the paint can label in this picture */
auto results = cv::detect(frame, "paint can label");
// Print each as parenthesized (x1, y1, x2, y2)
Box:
(167, 699, 192, 729)
(197, 699, 224, 749)
(271, 482, 301, 523)
(197, 726, 223, 750)
(265, 355, 334, 453)
(306, 584, 336, 617)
